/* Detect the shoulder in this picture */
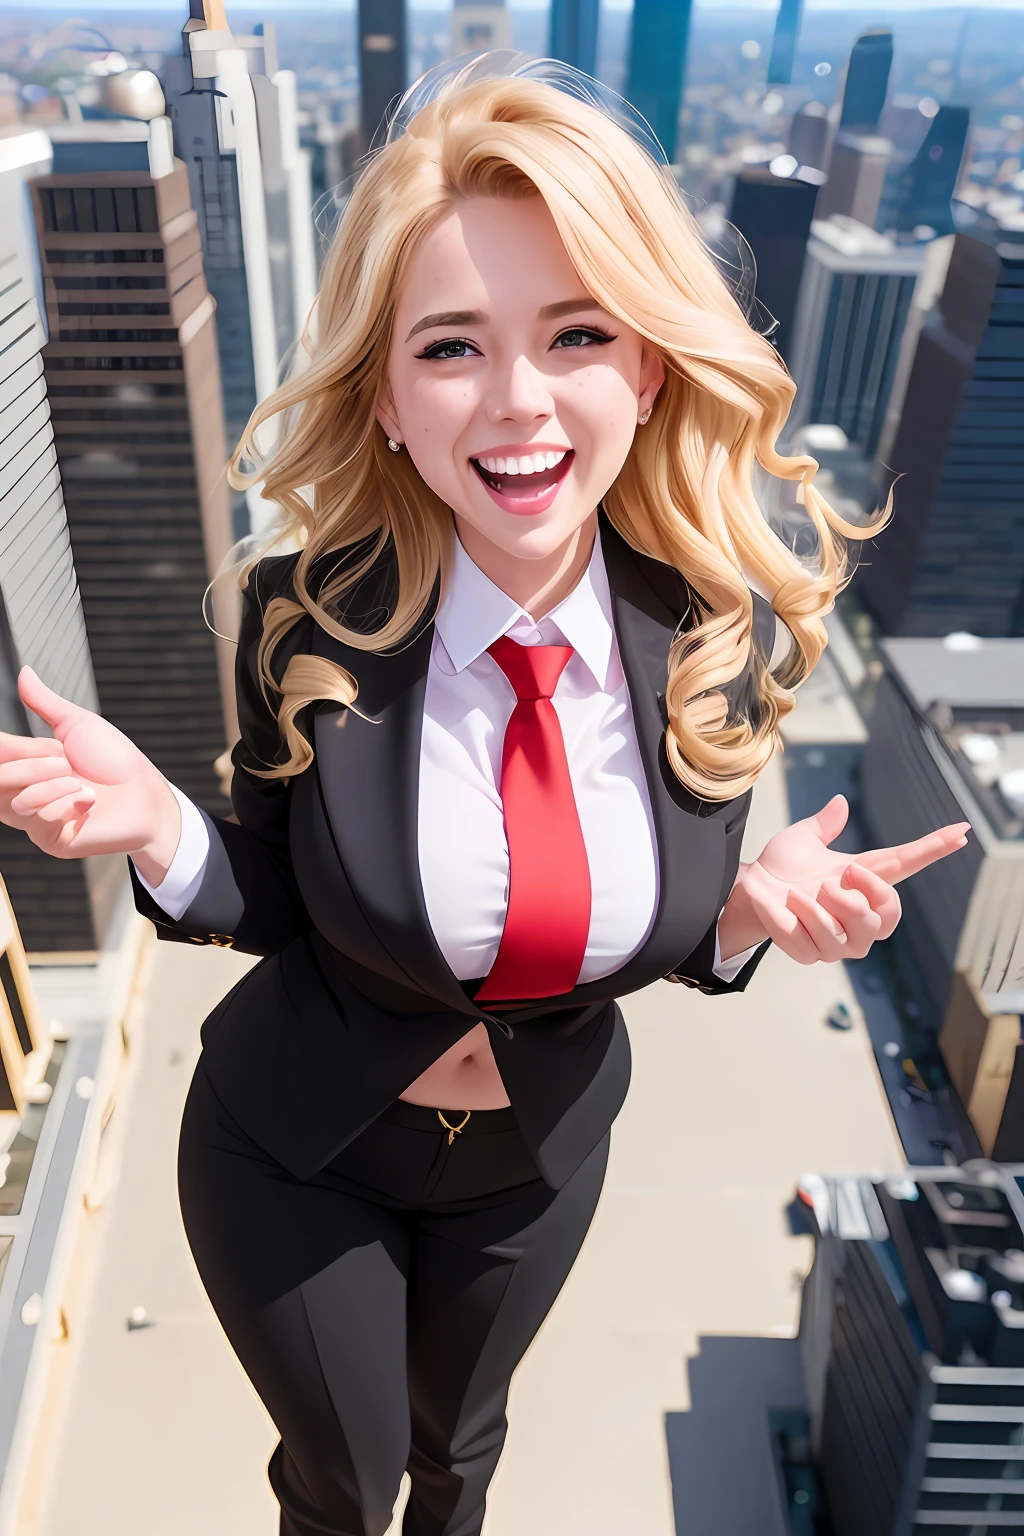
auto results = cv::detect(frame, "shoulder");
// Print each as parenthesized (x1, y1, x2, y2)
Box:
(244, 535, 400, 634)
(243, 550, 302, 613)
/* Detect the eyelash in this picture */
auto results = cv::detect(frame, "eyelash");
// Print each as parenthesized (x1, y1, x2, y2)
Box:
(415, 326, 616, 361)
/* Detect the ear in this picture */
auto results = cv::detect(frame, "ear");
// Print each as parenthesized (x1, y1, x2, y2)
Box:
(375, 379, 403, 447)
(638, 345, 666, 421)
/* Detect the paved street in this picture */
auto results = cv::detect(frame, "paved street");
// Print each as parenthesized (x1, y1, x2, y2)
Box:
(12, 729, 904, 1536)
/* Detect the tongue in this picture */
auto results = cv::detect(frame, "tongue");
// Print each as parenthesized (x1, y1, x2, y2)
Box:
(477, 461, 564, 498)
(497, 469, 560, 498)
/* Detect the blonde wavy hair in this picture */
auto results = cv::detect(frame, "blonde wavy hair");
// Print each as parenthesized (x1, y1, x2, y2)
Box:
(232, 67, 882, 800)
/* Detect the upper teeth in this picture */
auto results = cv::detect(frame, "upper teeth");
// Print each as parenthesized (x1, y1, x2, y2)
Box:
(477, 450, 566, 475)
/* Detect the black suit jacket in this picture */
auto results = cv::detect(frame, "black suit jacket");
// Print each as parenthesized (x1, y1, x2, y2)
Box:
(133, 518, 772, 1187)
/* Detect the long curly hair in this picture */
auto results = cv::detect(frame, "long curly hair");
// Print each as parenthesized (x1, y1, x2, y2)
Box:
(231, 65, 882, 799)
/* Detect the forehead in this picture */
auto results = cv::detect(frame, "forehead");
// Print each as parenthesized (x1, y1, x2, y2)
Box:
(395, 195, 584, 315)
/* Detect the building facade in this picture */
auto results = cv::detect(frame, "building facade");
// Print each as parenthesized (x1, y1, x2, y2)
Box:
(548, 0, 600, 77)
(858, 230, 1024, 638)
(727, 168, 820, 360)
(624, 0, 694, 164)
(787, 217, 924, 455)
(861, 636, 1024, 1024)
(30, 120, 236, 826)
(0, 130, 105, 952)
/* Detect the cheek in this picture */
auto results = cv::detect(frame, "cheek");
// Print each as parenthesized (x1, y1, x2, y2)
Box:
(564, 371, 639, 465)
(407, 378, 477, 448)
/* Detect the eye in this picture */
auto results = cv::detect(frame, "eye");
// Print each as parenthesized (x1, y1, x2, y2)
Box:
(416, 337, 482, 361)
(551, 326, 615, 351)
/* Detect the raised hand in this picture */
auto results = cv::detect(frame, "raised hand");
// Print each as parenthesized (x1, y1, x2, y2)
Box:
(0, 668, 181, 882)
(719, 794, 969, 966)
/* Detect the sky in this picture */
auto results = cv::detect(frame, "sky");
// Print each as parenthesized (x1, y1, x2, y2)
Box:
(18, 0, 1024, 11)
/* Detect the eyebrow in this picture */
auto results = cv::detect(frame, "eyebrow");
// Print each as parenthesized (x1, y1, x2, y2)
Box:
(404, 297, 606, 343)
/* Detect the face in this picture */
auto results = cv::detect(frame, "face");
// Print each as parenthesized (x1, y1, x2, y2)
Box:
(377, 195, 664, 562)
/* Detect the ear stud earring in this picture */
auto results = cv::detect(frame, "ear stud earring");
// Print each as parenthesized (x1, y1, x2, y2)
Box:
(387, 437, 401, 452)
(639, 409, 651, 425)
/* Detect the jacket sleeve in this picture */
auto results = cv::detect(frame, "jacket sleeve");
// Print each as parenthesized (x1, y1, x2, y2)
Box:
(129, 558, 315, 956)
(667, 787, 770, 995)
(666, 589, 776, 996)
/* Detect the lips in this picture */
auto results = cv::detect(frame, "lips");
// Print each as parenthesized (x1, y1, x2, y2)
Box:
(470, 448, 574, 515)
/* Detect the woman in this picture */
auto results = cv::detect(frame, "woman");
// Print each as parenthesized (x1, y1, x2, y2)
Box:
(0, 60, 965, 1536)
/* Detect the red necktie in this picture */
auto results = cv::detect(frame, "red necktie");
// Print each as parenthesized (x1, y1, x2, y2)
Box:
(476, 636, 592, 1003)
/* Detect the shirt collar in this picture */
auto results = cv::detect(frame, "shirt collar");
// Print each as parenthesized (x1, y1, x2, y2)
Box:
(434, 527, 616, 690)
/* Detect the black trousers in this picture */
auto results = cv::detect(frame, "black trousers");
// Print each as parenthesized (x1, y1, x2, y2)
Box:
(178, 1062, 609, 1536)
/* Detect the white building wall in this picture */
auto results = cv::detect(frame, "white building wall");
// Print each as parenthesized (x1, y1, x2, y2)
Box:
(0, 135, 99, 723)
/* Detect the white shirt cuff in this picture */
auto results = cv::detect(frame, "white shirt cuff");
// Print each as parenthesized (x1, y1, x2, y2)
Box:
(712, 923, 761, 983)
(132, 784, 211, 920)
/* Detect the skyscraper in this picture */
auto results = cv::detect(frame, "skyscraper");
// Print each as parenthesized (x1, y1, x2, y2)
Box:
(890, 105, 969, 238)
(816, 30, 893, 227)
(162, 0, 317, 533)
(838, 29, 893, 134)
(727, 168, 820, 359)
(0, 129, 104, 952)
(548, 0, 600, 78)
(162, 4, 269, 490)
(30, 118, 236, 824)
(360, 0, 406, 148)
(787, 217, 924, 456)
(625, 0, 694, 164)
(858, 230, 1024, 638)
(802, 1168, 1024, 1536)
(766, 0, 804, 87)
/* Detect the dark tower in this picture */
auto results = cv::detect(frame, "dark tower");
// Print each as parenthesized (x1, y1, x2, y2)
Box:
(548, 0, 600, 78)
(727, 170, 820, 360)
(891, 106, 970, 237)
(767, 0, 804, 87)
(359, 0, 406, 150)
(838, 29, 893, 133)
(858, 231, 1024, 638)
(624, 0, 694, 163)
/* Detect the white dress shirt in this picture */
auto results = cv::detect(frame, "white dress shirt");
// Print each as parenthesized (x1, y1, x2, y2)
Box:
(138, 533, 755, 985)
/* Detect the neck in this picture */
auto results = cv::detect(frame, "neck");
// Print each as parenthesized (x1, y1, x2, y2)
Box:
(452, 512, 598, 619)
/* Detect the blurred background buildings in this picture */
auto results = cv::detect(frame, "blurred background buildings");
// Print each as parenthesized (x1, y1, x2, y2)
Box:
(0, 1, 1021, 1532)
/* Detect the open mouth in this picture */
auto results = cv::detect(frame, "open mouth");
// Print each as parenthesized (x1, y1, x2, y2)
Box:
(470, 449, 574, 515)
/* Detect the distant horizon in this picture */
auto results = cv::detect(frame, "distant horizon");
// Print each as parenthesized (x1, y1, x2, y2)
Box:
(9, 0, 1023, 13)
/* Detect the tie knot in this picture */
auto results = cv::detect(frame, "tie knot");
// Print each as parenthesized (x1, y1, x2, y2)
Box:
(487, 635, 573, 701)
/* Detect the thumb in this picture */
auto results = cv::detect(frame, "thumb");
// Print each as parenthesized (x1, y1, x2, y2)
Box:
(18, 667, 83, 736)
(806, 793, 849, 847)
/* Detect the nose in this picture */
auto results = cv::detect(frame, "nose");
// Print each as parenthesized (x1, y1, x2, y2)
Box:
(485, 353, 554, 427)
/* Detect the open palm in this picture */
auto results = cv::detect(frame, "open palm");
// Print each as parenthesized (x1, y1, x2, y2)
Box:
(0, 668, 172, 861)
(736, 794, 969, 965)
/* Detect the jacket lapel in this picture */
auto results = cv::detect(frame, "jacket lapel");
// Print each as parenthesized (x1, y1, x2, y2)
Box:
(308, 522, 725, 1017)
(579, 520, 726, 994)
(310, 616, 480, 1019)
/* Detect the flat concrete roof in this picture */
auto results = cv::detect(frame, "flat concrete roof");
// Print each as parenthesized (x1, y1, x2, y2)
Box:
(881, 637, 1024, 711)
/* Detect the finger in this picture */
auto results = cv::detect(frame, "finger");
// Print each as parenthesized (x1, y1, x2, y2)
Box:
(805, 794, 849, 848)
(857, 822, 970, 884)
(787, 887, 849, 963)
(0, 756, 74, 794)
(817, 879, 882, 959)
(10, 777, 92, 814)
(17, 667, 85, 737)
(33, 789, 96, 827)
(841, 863, 901, 939)
(747, 885, 819, 965)
(0, 732, 62, 765)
